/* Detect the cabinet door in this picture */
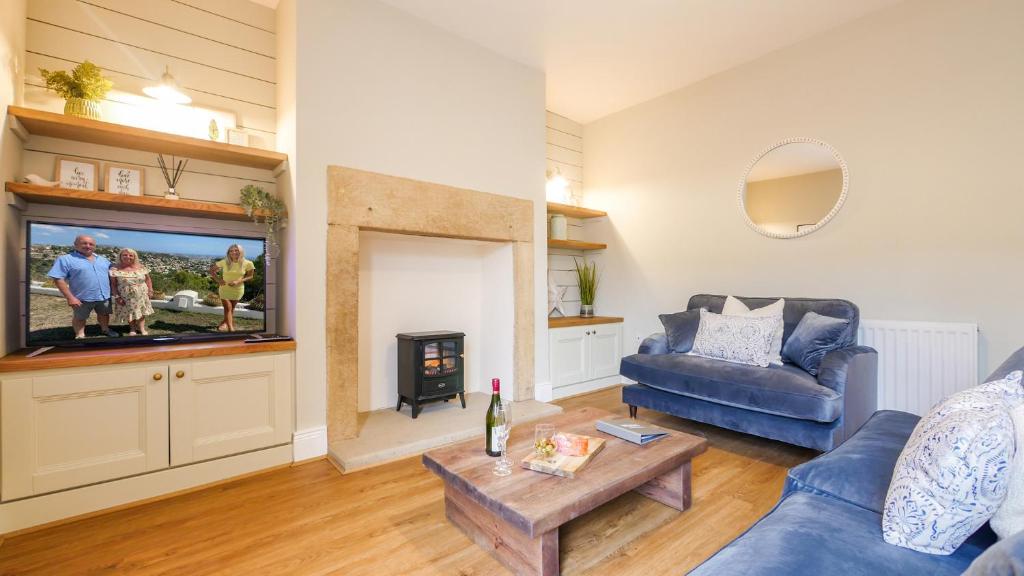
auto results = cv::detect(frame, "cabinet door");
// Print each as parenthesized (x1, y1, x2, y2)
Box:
(1, 365, 169, 501)
(549, 326, 588, 387)
(170, 353, 292, 466)
(588, 323, 623, 379)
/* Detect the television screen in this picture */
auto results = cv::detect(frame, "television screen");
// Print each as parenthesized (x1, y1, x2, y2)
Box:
(27, 221, 267, 346)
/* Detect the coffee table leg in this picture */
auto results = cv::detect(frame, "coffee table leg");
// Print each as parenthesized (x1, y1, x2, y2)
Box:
(634, 461, 692, 511)
(444, 485, 558, 575)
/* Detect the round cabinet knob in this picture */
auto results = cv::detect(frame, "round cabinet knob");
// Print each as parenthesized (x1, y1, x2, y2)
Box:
(176, 370, 185, 378)
(153, 373, 163, 381)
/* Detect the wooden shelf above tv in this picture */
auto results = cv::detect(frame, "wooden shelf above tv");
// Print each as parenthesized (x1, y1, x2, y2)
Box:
(546, 202, 607, 219)
(5, 182, 284, 222)
(7, 105, 287, 171)
(548, 239, 607, 251)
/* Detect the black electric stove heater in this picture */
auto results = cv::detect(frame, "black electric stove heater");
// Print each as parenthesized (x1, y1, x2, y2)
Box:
(396, 331, 466, 418)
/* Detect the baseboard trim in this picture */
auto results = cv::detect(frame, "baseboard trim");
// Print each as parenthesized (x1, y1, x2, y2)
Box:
(293, 425, 328, 461)
(552, 376, 622, 400)
(534, 380, 553, 402)
(0, 444, 292, 535)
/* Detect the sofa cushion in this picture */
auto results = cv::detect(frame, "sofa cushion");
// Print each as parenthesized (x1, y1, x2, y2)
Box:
(687, 294, 859, 351)
(785, 410, 920, 514)
(691, 310, 779, 368)
(619, 352, 841, 422)
(782, 311, 851, 375)
(690, 491, 994, 576)
(722, 296, 785, 365)
(883, 371, 1024, 555)
(658, 309, 701, 353)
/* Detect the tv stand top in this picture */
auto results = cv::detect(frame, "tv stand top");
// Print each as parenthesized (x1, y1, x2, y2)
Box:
(0, 339, 296, 373)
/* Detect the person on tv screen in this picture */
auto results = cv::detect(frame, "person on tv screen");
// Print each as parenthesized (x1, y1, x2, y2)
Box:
(109, 248, 155, 336)
(209, 243, 255, 332)
(48, 234, 119, 339)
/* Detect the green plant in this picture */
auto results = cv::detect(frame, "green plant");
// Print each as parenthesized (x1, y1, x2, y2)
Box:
(240, 184, 286, 251)
(574, 258, 598, 306)
(39, 61, 113, 101)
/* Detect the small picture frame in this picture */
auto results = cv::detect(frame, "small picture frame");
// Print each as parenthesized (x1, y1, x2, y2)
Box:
(227, 128, 250, 147)
(54, 157, 100, 191)
(104, 163, 146, 196)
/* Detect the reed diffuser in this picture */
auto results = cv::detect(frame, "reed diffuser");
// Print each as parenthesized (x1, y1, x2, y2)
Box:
(157, 154, 188, 200)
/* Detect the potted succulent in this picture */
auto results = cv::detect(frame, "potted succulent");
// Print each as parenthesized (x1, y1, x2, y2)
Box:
(574, 258, 598, 317)
(240, 184, 287, 254)
(39, 60, 113, 120)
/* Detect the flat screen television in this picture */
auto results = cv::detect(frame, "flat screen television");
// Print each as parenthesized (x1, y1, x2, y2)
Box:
(26, 221, 268, 348)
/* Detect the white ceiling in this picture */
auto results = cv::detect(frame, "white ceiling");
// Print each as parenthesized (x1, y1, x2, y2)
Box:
(377, 0, 903, 123)
(747, 142, 840, 182)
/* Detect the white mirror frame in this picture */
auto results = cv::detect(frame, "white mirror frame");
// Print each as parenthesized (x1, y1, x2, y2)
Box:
(737, 137, 849, 239)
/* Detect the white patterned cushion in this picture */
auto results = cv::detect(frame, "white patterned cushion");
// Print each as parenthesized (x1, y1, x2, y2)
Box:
(690, 309, 778, 368)
(990, 402, 1024, 539)
(722, 296, 785, 365)
(882, 371, 1024, 555)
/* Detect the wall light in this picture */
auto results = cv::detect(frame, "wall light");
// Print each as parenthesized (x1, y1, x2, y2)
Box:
(546, 168, 571, 204)
(144, 65, 192, 105)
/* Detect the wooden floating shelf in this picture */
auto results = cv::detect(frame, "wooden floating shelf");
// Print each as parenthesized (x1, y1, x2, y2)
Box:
(548, 239, 607, 251)
(7, 105, 287, 171)
(546, 202, 607, 219)
(6, 182, 284, 222)
(548, 316, 623, 328)
(0, 339, 296, 373)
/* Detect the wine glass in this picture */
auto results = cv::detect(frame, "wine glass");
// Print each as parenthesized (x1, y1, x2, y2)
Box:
(493, 401, 513, 476)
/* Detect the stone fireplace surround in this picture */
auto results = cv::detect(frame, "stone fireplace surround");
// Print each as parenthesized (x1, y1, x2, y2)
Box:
(326, 166, 535, 448)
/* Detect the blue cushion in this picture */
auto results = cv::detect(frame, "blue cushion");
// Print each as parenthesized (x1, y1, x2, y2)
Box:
(619, 353, 841, 422)
(658, 308, 702, 353)
(689, 491, 993, 576)
(687, 294, 860, 350)
(785, 410, 920, 514)
(782, 311, 851, 375)
(965, 529, 1024, 575)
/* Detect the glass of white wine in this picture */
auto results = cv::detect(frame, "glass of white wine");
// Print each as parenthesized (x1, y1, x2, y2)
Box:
(493, 401, 513, 476)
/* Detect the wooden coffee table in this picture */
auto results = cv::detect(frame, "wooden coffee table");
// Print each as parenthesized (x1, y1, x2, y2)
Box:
(422, 406, 707, 575)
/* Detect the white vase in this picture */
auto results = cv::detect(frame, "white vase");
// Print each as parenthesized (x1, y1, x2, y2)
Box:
(549, 214, 568, 240)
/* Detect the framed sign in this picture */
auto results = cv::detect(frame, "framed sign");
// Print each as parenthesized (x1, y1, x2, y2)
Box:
(105, 163, 145, 196)
(53, 157, 100, 191)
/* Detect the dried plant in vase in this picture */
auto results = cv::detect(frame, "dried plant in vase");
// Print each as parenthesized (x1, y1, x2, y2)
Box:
(39, 60, 113, 120)
(240, 184, 287, 254)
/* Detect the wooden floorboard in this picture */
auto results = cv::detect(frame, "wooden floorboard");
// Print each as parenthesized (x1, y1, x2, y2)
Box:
(0, 386, 815, 575)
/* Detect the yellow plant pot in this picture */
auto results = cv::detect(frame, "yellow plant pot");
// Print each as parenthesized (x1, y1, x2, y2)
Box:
(64, 98, 102, 120)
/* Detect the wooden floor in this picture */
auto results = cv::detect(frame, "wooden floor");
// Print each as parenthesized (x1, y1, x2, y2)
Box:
(0, 386, 815, 575)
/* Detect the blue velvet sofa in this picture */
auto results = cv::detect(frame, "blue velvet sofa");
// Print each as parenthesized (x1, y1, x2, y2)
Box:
(619, 295, 878, 451)
(689, 347, 1024, 575)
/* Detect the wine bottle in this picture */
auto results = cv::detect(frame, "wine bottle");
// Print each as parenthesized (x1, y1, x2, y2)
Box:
(485, 378, 502, 457)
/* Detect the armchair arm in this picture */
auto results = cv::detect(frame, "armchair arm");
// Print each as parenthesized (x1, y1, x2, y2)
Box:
(818, 345, 878, 444)
(639, 332, 669, 355)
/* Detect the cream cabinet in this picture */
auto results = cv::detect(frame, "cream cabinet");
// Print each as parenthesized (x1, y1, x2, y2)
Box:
(1, 350, 293, 502)
(170, 354, 292, 466)
(549, 322, 624, 390)
(1, 364, 170, 501)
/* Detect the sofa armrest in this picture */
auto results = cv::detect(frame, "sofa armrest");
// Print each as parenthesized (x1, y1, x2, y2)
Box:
(818, 345, 878, 444)
(639, 332, 669, 355)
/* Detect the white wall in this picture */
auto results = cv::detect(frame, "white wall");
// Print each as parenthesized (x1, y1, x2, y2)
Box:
(20, 0, 277, 204)
(0, 0, 26, 354)
(584, 0, 1024, 375)
(357, 232, 513, 411)
(285, 0, 546, 437)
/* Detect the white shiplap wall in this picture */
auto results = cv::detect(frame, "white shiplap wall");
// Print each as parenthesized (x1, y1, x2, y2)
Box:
(546, 111, 586, 317)
(21, 0, 277, 203)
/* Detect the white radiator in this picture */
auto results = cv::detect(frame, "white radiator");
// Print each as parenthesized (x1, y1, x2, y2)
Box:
(857, 320, 979, 416)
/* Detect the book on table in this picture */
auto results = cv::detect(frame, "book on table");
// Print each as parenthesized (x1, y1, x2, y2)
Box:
(596, 418, 670, 445)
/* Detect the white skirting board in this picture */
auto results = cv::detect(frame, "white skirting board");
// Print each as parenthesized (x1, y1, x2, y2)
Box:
(552, 375, 621, 400)
(534, 380, 553, 402)
(0, 444, 292, 534)
(293, 426, 328, 461)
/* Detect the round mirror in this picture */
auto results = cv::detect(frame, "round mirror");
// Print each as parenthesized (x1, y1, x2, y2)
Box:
(738, 138, 848, 238)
